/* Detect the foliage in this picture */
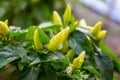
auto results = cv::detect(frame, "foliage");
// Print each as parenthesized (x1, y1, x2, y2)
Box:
(0, 4, 120, 80)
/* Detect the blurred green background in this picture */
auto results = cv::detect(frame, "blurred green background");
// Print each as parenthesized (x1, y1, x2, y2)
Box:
(0, 0, 66, 29)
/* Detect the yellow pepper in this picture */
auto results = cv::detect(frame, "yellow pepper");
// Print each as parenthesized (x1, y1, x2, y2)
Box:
(33, 29, 43, 50)
(79, 19, 88, 28)
(97, 30, 107, 42)
(4, 19, 8, 25)
(63, 4, 71, 25)
(72, 51, 85, 69)
(66, 49, 75, 61)
(91, 21, 102, 37)
(62, 41, 69, 53)
(48, 27, 70, 51)
(53, 11, 62, 25)
(0, 21, 10, 35)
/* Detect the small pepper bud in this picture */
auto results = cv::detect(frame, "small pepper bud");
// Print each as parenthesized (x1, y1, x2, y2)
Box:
(97, 30, 107, 42)
(0, 21, 10, 35)
(33, 29, 43, 50)
(72, 51, 85, 69)
(62, 27, 70, 42)
(63, 4, 71, 25)
(73, 21, 79, 27)
(71, 21, 79, 32)
(62, 41, 69, 53)
(4, 19, 8, 25)
(53, 11, 62, 25)
(66, 49, 75, 61)
(92, 21, 102, 37)
(72, 57, 80, 69)
(48, 27, 70, 51)
(79, 19, 87, 28)
(78, 51, 85, 59)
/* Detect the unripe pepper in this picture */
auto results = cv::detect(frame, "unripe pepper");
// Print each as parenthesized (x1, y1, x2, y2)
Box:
(73, 21, 79, 27)
(62, 27, 70, 42)
(62, 41, 69, 53)
(33, 29, 43, 50)
(53, 11, 62, 25)
(4, 19, 8, 25)
(79, 19, 88, 28)
(0, 21, 10, 35)
(48, 27, 70, 51)
(66, 49, 75, 61)
(92, 21, 102, 37)
(63, 4, 71, 25)
(72, 51, 85, 69)
(71, 21, 79, 31)
(97, 30, 107, 42)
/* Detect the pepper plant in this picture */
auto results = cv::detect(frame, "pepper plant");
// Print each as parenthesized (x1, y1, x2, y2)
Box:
(0, 4, 120, 80)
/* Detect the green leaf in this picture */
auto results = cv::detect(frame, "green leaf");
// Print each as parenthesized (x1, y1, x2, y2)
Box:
(38, 59, 69, 80)
(30, 51, 69, 66)
(26, 26, 37, 40)
(29, 57, 40, 66)
(38, 28, 50, 43)
(9, 26, 21, 32)
(15, 32, 26, 41)
(0, 44, 27, 68)
(68, 36, 82, 55)
(37, 52, 69, 80)
(39, 52, 67, 62)
(71, 71, 82, 79)
(18, 67, 40, 80)
(99, 42, 120, 73)
(0, 56, 18, 69)
(83, 66, 101, 78)
(38, 73, 56, 80)
(76, 27, 96, 40)
(94, 52, 114, 80)
(14, 45, 27, 58)
(99, 42, 119, 61)
(41, 24, 61, 32)
(68, 31, 93, 55)
(38, 63, 57, 80)
(70, 14, 77, 24)
(10, 31, 26, 41)
(113, 60, 120, 73)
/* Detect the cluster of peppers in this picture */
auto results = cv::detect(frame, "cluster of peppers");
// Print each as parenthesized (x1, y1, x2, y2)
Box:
(33, 4, 107, 75)
(0, 4, 107, 76)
